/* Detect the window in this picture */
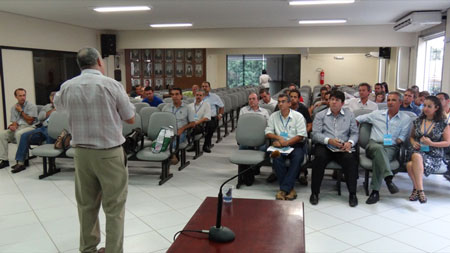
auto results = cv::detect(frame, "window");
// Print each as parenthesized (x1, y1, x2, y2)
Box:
(416, 35, 445, 94)
(226, 54, 299, 88)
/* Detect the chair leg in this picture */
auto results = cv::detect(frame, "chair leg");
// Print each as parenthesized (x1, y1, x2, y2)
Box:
(223, 114, 229, 137)
(216, 123, 222, 143)
(364, 169, 370, 196)
(39, 157, 48, 179)
(178, 149, 190, 171)
(48, 157, 61, 176)
(193, 140, 203, 160)
(231, 111, 235, 132)
(236, 165, 243, 189)
(159, 160, 173, 185)
(336, 169, 342, 196)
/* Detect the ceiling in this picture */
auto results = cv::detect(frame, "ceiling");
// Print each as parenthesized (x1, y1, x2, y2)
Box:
(0, 0, 449, 30)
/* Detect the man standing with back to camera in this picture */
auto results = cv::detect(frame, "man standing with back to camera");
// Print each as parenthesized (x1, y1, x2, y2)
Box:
(54, 48, 135, 253)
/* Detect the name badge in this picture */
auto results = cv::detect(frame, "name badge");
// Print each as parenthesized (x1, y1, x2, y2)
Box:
(194, 114, 198, 120)
(383, 134, 393, 146)
(420, 144, 430, 152)
(280, 131, 289, 140)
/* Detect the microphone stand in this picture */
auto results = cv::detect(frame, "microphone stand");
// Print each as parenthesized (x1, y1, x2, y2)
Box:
(209, 152, 278, 243)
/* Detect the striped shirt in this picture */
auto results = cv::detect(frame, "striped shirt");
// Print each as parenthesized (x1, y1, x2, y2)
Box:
(54, 69, 135, 149)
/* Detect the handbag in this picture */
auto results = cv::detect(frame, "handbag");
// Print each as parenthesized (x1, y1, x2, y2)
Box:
(123, 128, 144, 154)
(54, 129, 71, 150)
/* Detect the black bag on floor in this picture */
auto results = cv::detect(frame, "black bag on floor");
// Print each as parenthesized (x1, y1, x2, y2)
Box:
(238, 165, 255, 186)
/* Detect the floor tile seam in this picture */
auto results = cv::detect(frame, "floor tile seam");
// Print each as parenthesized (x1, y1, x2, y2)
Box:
(376, 209, 433, 227)
(411, 216, 450, 242)
(383, 225, 440, 252)
(8, 172, 62, 252)
(347, 217, 403, 238)
(136, 211, 187, 231)
(337, 246, 367, 253)
(307, 230, 354, 250)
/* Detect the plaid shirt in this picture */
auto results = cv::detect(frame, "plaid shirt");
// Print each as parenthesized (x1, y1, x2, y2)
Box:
(54, 69, 135, 149)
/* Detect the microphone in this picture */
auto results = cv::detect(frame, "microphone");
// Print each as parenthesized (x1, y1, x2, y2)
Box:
(209, 152, 276, 243)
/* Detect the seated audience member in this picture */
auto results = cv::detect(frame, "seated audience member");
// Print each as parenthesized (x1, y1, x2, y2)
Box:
(287, 83, 303, 102)
(381, 82, 389, 94)
(265, 94, 307, 200)
(356, 92, 412, 204)
(374, 83, 383, 94)
(375, 92, 386, 103)
(191, 84, 199, 97)
(324, 84, 332, 91)
(259, 88, 278, 108)
(187, 90, 211, 152)
(406, 96, 450, 203)
(239, 92, 270, 121)
(0, 88, 37, 169)
(130, 84, 142, 98)
(411, 85, 420, 95)
(414, 91, 430, 110)
(400, 88, 421, 116)
(344, 83, 378, 112)
(310, 90, 359, 207)
(202, 81, 224, 153)
(142, 87, 163, 107)
(268, 89, 312, 183)
(310, 88, 330, 115)
(437, 92, 450, 122)
(11, 92, 57, 173)
(162, 88, 195, 164)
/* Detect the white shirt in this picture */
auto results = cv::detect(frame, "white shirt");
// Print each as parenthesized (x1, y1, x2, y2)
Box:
(259, 98, 278, 108)
(259, 74, 271, 88)
(265, 109, 307, 140)
(54, 69, 135, 149)
(344, 98, 378, 112)
(239, 106, 270, 121)
(188, 101, 211, 121)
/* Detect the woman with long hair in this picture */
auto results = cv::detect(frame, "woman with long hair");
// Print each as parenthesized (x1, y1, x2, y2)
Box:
(406, 96, 450, 203)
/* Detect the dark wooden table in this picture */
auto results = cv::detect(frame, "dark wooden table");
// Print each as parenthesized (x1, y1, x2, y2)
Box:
(167, 197, 305, 253)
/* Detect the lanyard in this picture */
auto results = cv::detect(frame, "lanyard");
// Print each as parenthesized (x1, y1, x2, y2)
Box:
(172, 106, 181, 115)
(386, 113, 390, 134)
(423, 120, 435, 135)
(279, 111, 291, 132)
(194, 102, 203, 114)
(446, 114, 450, 124)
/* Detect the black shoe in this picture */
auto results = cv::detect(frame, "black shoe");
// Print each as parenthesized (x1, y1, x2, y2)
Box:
(299, 175, 308, 186)
(349, 194, 358, 207)
(309, 193, 319, 205)
(186, 146, 195, 152)
(0, 160, 9, 169)
(386, 181, 399, 194)
(266, 173, 277, 183)
(11, 164, 26, 174)
(202, 146, 211, 153)
(11, 163, 19, 169)
(366, 191, 379, 204)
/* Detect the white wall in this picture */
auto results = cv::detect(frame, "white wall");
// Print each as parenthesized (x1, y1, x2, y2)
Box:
(442, 9, 450, 94)
(0, 11, 98, 52)
(300, 53, 378, 86)
(117, 25, 416, 49)
(2, 49, 35, 125)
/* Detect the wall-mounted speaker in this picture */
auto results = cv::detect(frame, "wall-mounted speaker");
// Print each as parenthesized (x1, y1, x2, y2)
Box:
(379, 47, 391, 59)
(114, 69, 121, 81)
(101, 34, 116, 58)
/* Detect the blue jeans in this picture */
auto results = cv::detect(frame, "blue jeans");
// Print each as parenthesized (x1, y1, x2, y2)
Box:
(272, 145, 305, 193)
(15, 126, 55, 162)
(172, 132, 187, 149)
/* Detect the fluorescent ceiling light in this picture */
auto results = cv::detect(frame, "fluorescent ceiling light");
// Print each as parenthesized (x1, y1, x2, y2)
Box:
(299, 19, 347, 24)
(93, 6, 151, 12)
(150, 23, 193, 28)
(289, 0, 354, 5)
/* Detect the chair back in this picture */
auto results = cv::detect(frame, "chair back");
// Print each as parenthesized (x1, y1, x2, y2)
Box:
(163, 97, 173, 104)
(134, 102, 150, 113)
(147, 112, 177, 141)
(358, 122, 372, 149)
(260, 104, 275, 114)
(139, 107, 160, 135)
(235, 114, 267, 147)
(122, 114, 142, 136)
(222, 95, 232, 113)
(157, 103, 167, 111)
(353, 109, 373, 118)
(47, 111, 70, 139)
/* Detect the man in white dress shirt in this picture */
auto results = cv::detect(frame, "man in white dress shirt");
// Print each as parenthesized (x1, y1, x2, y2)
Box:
(345, 83, 378, 112)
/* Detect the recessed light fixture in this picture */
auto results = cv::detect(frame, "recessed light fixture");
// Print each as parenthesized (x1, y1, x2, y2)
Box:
(299, 19, 347, 24)
(289, 0, 355, 5)
(93, 6, 151, 12)
(150, 23, 193, 28)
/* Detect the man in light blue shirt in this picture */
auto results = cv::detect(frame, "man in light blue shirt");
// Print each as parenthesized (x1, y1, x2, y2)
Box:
(202, 81, 224, 153)
(265, 94, 307, 201)
(356, 92, 412, 204)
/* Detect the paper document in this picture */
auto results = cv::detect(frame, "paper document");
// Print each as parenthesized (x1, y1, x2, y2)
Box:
(267, 146, 294, 155)
(326, 144, 355, 153)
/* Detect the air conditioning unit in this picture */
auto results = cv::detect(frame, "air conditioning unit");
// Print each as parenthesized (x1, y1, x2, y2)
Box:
(393, 11, 442, 32)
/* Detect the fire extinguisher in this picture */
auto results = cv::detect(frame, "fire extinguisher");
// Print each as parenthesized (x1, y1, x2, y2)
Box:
(320, 70, 325, 85)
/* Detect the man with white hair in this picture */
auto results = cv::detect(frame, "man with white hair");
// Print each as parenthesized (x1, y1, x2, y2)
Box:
(54, 47, 135, 253)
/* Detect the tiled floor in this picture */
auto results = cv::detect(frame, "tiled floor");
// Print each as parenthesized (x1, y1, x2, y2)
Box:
(1, 131, 450, 253)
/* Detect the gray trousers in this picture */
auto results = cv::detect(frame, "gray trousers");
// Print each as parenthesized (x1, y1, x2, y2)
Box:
(74, 146, 128, 253)
(0, 125, 34, 161)
(366, 140, 399, 191)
